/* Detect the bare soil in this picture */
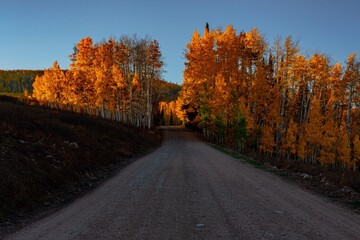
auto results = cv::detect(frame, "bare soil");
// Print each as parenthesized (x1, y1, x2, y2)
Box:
(5, 127, 360, 240)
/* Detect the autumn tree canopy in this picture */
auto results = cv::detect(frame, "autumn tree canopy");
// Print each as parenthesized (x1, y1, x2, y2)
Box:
(32, 36, 163, 129)
(179, 24, 360, 170)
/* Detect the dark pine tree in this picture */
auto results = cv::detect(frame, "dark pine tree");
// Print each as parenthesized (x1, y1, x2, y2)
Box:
(205, 22, 209, 32)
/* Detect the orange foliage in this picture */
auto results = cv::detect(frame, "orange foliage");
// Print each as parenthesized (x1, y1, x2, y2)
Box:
(159, 101, 182, 125)
(179, 24, 360, 170)
(32, 36, 164, 129)
(32, 61, 67, 105)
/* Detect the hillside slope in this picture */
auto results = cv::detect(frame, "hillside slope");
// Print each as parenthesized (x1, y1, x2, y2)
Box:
(0, 96, 161, 223)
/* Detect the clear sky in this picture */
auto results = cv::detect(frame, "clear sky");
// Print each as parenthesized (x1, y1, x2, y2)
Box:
(0, 0, 359, 84)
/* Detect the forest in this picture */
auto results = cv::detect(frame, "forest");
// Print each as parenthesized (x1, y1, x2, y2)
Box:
(29, 36, 182, 129)
(2, 26, 359, 171)
(0, 70, 43, 94)
(0, 37, 181, 127)
(178, 25, 359, 171)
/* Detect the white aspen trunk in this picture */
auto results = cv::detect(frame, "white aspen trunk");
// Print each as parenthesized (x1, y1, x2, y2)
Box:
(346, 92, 353, 144)
(300, 92, 306, 125)
(116, 95, 121, 122)
(147, 85, 152, 129)
(101, 101, 105, 119)
(117, 109, 120, 122)
(129, 76, 133, 123)
(137, 115, 141, 127)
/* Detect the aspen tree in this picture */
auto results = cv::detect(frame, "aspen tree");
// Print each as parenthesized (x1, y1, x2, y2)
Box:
(70, 37, 96, 108)
(260, 125, 275, 155)
(283, 118, 298, 159)
(94, 39, 115, 117)
(343, 53, 359, 139)
(336, 124, 352, 169)
(309, 53, 331, 112)
(32, 61, 66, 106)
(353, 134, 360, 169)
(146, 40, 163, 128)
(305, 96, 323, 163)
(329, 63, 345, 124)
(111, 65, 127, 122)
(291, 55, 310, 125)
(318, 117, 336, 166)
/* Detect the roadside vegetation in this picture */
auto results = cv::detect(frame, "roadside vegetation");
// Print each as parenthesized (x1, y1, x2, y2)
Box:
(179, 24, 359, 171)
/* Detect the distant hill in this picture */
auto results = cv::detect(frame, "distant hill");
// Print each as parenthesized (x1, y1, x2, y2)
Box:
(156, 79, 181, 102)
(0, 70, 181, 101)
(0, 70, 44, 94)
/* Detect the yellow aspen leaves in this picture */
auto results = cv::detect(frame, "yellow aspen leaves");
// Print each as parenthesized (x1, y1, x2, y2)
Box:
(179, 24, 359, 170)
(32, 36, 164, 128)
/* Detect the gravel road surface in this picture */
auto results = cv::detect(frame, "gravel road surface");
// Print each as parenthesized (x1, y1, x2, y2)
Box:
(6, 126, 360, 240)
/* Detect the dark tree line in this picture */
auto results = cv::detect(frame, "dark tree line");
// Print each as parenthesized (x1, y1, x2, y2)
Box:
(0, 70, 44, 94)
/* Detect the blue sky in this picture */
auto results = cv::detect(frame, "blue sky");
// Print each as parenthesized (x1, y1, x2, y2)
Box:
(0, 0, 359, 84)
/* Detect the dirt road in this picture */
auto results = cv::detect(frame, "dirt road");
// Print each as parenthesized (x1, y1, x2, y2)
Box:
(6, 127, 360, 239)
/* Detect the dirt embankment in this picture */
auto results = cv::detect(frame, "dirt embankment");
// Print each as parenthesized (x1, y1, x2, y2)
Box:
(0, 96, 161, 227)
